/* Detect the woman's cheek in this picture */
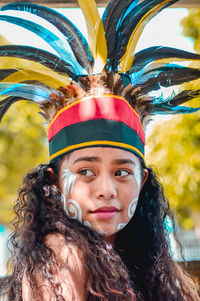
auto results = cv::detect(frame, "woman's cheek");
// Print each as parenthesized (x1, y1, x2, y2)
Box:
(62, 179, 93, 228)
(116, 197, 138, 231)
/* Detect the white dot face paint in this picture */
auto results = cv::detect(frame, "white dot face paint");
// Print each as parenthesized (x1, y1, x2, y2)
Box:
(98, 229, 108, 236)
(83, 220, 92, 228)
(117, 222, 128, 231)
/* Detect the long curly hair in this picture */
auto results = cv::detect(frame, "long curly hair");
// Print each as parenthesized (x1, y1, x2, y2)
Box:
(0, 73, 199, 300)
(0, 159, 199, 300)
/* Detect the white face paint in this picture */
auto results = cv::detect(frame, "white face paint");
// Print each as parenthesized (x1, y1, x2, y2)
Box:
(65, 199, 83, 223)
(59, 147, 146, 242)
(128, 197, 138, 218)
(134, 162, 141, 190)
(117, 222, 128, 231)
(62, 168, 76, 196)
(83, 220, 92, 228)
(116, 198, 138, 231)
(116, 165, 141, 232)
(61, 194, 67, 211)
(98, 229, 108, 236)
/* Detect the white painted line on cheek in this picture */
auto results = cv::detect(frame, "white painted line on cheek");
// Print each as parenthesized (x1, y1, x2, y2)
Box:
(62, 168, 77, 196)
(61, 193, 67, 211)
(128, 197, 138, 218)
(134, 163, 141, 191)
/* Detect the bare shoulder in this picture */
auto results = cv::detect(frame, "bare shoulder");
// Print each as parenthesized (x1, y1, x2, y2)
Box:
(44, 232, 86, 274)
(22, 233, 88, 301)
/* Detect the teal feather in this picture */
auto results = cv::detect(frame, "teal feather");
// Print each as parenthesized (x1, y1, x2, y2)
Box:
(1, 2, 93, 72)
(102, 0, 140, 69)
(0, 83, 59, 102)
(133, 65, 200, 93)
(0, 15, 84, 75)
(112, 0, 178, 67)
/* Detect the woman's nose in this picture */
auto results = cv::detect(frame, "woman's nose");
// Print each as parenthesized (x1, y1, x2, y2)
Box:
(95, 173, 117, 200)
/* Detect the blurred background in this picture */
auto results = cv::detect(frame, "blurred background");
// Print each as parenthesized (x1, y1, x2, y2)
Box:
(0, 0, 200, 281)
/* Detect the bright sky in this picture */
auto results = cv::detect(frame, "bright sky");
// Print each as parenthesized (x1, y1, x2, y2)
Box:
(0, 7, 194, 53)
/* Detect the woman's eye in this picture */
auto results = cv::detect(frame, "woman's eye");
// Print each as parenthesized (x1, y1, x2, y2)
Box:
(115, 170, 131, 177)
(79, 169, 95, 177)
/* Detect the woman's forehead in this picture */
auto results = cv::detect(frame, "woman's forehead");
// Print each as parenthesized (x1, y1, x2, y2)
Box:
(62, 147, 141, 165)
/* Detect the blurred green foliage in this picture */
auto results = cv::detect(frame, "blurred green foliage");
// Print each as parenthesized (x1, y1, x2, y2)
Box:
(147, 9, 200, 229)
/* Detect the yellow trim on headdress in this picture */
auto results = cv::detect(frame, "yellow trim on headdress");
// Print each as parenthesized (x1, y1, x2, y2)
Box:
(49, 140, 144, 161)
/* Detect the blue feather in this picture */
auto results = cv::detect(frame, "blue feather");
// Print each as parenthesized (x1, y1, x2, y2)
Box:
(112, 0, 178, 67)
(153, 105, 200, 114)
(102, 0, 140, 66)
(1, 2, 93, 72)
(0, 15, 85, 75)
(0, 83, 59, 102)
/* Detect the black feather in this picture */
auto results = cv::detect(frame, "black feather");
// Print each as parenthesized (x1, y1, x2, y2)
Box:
(0, 96, 21, 122)
(0, 45, 76, 77)
(138, 66, 200, 93)
(111, 0, 178, 68)
(0, 69, 18, 81)
(102, 0, 137, 69)
(130, 46, 200, 74)
(1, 2, 93, 73)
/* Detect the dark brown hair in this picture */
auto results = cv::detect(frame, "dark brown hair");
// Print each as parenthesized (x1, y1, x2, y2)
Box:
(0, 73, 199, 300)
(0, 159, 199, 300)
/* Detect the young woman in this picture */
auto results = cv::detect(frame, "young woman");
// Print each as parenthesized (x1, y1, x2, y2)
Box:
(0, 0, 200, 300)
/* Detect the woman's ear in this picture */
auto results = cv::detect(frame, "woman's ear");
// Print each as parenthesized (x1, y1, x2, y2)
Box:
(47, 167, 57, 184)
(141, 168, 149, 190)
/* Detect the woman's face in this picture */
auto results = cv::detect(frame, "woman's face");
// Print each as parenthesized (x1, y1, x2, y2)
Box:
(58, 147, 148, 243)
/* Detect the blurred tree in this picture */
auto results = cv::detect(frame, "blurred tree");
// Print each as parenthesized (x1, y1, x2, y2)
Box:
(0, 35, 48, 225)
(147, 9, 200, 231)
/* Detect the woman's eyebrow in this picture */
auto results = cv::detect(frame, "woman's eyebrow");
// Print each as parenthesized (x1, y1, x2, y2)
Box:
(112, 159, 136, 165)
(72, 156, 100, 164)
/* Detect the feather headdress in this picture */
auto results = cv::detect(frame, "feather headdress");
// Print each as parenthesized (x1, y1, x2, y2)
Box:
(0, 0, 200, 161)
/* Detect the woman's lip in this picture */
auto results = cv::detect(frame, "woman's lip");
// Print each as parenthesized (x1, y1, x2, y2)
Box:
(90, 206, 119, 220)
(92, 206, 119, 213)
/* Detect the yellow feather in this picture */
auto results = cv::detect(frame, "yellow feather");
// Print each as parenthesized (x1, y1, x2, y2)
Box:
(119, 0, 175, 72)
(78, 0, 107, 73)
(2, 69, 70, 89)
(0, 58, 70, 87)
